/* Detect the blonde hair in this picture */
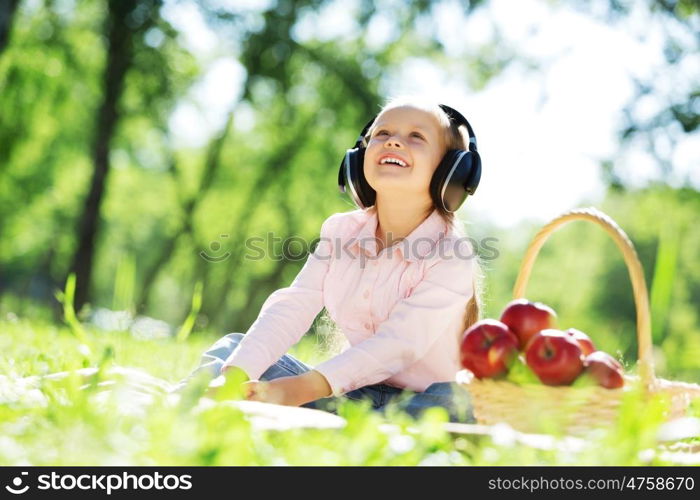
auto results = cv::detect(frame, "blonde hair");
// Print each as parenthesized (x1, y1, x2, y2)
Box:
(317, 95, 483, 358)
(366, 95, 454, 149)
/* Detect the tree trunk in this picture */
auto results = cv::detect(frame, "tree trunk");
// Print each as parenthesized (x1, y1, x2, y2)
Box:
(67, 0, 138, 312)
(0, 0, 20, 56)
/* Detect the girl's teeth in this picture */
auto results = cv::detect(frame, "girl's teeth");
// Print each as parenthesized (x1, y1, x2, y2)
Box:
(381, 158, 407, 167)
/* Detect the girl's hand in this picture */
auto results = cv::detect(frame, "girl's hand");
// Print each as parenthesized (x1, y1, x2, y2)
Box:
(205, 365, 250, 399)
(243, 371, 332, 407)
(242, 377, 305, 406)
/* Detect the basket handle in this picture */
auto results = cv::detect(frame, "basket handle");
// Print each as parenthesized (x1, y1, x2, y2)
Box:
(512, 207, 655, 388)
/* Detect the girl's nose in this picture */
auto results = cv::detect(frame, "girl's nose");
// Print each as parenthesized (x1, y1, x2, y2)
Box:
(384, 135, 404, 148)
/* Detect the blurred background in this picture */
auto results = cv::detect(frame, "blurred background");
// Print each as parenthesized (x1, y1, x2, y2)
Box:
(0, 0, 698, 380)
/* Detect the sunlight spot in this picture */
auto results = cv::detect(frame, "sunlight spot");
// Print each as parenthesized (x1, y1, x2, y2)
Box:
(389, 434, 415, 454)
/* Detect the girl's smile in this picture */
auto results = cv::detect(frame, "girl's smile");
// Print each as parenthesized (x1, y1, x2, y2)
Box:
(378, 153, 410, 168)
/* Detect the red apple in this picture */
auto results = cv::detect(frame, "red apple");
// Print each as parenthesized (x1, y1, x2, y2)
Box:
(500, 299, 558, 349)
(524, 329, 584, 386)
(565, 328, 596, 356)
(582, 351, 625, 389)
(460, 319, 519, 379)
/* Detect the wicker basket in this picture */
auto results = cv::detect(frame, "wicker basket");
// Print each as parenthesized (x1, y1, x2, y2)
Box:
(457, 207, 700, 436)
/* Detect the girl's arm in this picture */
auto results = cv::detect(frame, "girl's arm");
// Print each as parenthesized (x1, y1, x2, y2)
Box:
(313, 240, 476, 398)
(219, 214, 343, 394)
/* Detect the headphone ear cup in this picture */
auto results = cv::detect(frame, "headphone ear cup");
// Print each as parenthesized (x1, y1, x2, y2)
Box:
(430, 149, 481, 212)
(464, 150, 481, 196)
(429, 150, 458, 211)
(340, 147, 376, 209)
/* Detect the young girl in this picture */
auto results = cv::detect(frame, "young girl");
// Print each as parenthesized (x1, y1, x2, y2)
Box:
(178, 95, 484, 423)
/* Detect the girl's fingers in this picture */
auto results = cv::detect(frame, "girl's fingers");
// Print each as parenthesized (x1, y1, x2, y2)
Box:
(243, 382, 256, 399)
(243, 381, 269, 401)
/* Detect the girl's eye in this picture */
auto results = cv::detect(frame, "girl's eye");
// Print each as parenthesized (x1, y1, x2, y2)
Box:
(375, 130, 424, 140)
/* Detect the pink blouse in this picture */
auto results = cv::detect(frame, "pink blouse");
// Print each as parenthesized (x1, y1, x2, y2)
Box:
(222, 207, 476, 397)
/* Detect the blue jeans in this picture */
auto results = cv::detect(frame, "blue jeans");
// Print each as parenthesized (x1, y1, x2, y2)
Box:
(175, 333, 474, 423)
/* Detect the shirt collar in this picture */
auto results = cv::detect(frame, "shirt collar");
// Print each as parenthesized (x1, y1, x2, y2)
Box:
(350, 208, 449, 262)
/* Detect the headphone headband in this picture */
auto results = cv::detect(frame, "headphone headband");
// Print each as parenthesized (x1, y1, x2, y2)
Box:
(354, 104, 478, 151)
(438, 104, 478, 151)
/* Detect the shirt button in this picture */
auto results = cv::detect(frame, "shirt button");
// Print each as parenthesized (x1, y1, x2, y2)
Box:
(364, 322, 371, 330)
(372, 261, 378, 267)
(363, 290, 370, 299)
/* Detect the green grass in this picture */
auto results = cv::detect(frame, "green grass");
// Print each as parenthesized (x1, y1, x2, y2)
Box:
(0, 316, 698, 465)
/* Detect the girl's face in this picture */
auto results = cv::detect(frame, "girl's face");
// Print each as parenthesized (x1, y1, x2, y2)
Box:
(363, 105, 446, 199)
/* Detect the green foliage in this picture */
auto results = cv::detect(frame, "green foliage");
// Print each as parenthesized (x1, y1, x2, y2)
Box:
(176, 280, 203, 342)
(650, 217, 680, 344)
(1, 0, 699, 466)
(112, 252, 136, 313)
(504, 355, 540, 386)
(53, 273, 87, 344)
(0, 317, 696, 466)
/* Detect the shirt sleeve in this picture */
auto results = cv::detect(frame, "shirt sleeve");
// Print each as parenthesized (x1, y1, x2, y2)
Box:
(221, 213, 342, 381)
(313, 242, 475, 397)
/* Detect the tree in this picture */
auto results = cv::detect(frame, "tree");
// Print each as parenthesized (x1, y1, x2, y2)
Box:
(569, 0, 700, 190)
(68, 0, 196, 312)
(0, 0, 20, 55)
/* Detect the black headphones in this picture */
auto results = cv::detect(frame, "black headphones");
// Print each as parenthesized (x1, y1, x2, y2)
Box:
(337, 104, 481, 213)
